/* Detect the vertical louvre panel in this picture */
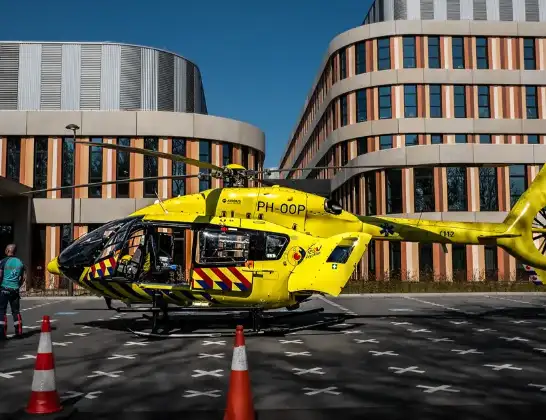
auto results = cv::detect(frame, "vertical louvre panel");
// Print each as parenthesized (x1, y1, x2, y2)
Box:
(460, 0, 474, 19)
(174, 56, 187, 112)
(61, 44, 81, 110)
(80, 45, 101, 110)
(194, 70, 202, 113)
(447, 0, 461, 19)
(526, 0, 540, 20)
(157, 51, 174, 111)
(141, 48, 157, 111)
(18, 43, 41, 110)
(473, 0, 487, 19)
(499, 0, 514, 20)
(120, 46, 141, 110)
(0, 44, 20, 110)
(100, 44, 121, 110)
(420, 0, 434, 18)
(40, 44, 62, 110)
(186, 64, 195, 113)
(394, 0, 408, 19)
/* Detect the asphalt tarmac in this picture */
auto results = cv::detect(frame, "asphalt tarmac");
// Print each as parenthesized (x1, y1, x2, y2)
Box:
(2, 293, 546, 419)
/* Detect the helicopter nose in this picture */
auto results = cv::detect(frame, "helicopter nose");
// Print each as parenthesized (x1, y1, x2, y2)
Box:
(47, 257, 61, 275)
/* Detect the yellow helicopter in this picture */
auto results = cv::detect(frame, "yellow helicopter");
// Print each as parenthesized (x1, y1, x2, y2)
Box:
(31, 141, 546, 337)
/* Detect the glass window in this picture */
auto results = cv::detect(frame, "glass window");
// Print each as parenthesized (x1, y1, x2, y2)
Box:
(452, 244, 466, 281)
(454, 85, 466, 118)
(377, 38, 391, 71)
(478, 86, 490, 118)
(199, 140, 211, 191)
(479, 167, 498, 211)
(476, 37, 488, 69)
(356, 41, 366, 74)
(455, 134, 466, 143)
(386, 169, 403, 214)
(447, 167, 467, 211)
(528, 135, 539, 144)
(116, 138, 130, 198)
(223, 143, 232, 166)
(196, 230, 249, 265)
(367, 243, 375, 278)
(379, 135, 392, 150)
(366, 173, 376, 215)
(509, 165, 527, 208)
(428, 36, 441, 68)
(341, 142, 349, 166)
(452, 37, 465, 69)
(524, 38, 536, 70)
(404, 85, 417, 118)
(172, 138, 186, 197)
(356, 90, 367, 122)
(61, 138, 74, 198)
(484, 245, 498, 281)
(403, 36, 416, 68)
(526, 86, 538, 119)
(357, 137, 367, 155)
(414, 168, 435, 212)
(6, 137, 20, 182)
(429, 85, 442, 118)
(340, 96, 348, 126)
(339, 48, 347, 79)
(479, 134, 491, 144)
(143, 138, 158, 198)
(390, 242, 401, 277)
(419, 243, 434, 278)
(33, 137, 48, 198)
(88, 138, 103, 198)
(431, 135, 442, 144)
(379, 86, 392, 119)
(406, 134, 418, 146)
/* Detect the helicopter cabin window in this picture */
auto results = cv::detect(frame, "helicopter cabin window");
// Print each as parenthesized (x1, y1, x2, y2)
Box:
(196, 230, 250, 265)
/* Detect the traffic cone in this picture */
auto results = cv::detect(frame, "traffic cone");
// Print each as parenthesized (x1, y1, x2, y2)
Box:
(224, 325, 255, 420)
(25, 315, 62, 415)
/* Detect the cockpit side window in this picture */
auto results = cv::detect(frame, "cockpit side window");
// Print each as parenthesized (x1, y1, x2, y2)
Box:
(264, 234, 288, 260)
(195, 230, 250, 266)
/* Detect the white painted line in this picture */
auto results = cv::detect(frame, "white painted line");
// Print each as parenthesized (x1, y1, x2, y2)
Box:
(303, 387, 341, 396)
(403, 296, 475, 315)
(6, 300, 64, 316)
(285, 351, 311, 357)
(407, 328, 432, 333)
(202, 340, 226, 346)
(279, 339, 304, 344)
(0, 371, 22, 379)
(198, 353, 225, 359)
(500, 336, 529, 342)
(388, 366, 425, 374)
(474, 328, 496, 332)
(355, 338, 379, 344)
(343, 330, 362, 335)
(533, 348, 546, 353)
(485, 295, 543, 306)
(17, 354, 36, 360)
(369, 350, 398, 356)
(192, 369, 223, 378)
(417, 384, 460, 393)
(292, 367, 325, 376)
(23, 326, 39, 330)
(316, 295, 355, 315)
(183, 390, 222, 398)
(65, 332, 90, 337)
(389, 308, 414, 312)
(124, 341, 148, 346)
(450, 321, 470, 325)
(484, 363, 522, 371)
(451, 348, 483, 355)
(108, 354, 136, 360)
(81, 326, 94, 329)
(333, 323, 350, 327)
(529, 383, 546, 391)
(87, 370, 123, 378)
(391, 322, 412, 326)
(52, 342, 72, 346)
(511, 320, 531, 324)
(427, 338, 454, 342)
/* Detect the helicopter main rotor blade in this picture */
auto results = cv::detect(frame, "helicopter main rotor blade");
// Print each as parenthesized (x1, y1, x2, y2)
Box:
(20, 174, 202, 196)
(73, 141, 223, 172)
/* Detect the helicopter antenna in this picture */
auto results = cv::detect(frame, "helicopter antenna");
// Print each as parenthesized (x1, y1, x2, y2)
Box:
(154, 189, 168, 214)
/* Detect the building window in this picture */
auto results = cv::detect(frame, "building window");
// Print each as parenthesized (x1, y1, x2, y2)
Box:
(386, 169, 403, 214)
(478, 86, 490, 118)
(447, 167, 467, 211)
(366, 173, 376, 215)
(431, 135, 442, 144)
(6, 137, 20, 182)
(404, 85, 417, 118)
(452, 244, 466, 281)
(414, 168, 434, 212)
(143, 138, 158, 198)
(403, 36, 416, 68)
(33, 137, 48, 198)
(528, 135, 539, 144)
(341, 142, 349, 166)
(479, 134, 492, 144)
(526, 86, 538, 119)
(406, 134, 418, 146)
(379, 86, 392, 119)
(356, 90, 367, 122)
(524, 38, 536, 70)
(339, 48, 347, 79)
(452, 37, 465, 69)
(199, 140, 211, 191)
(419, 243, 434, 279)
(367, 243, 375, 278)
(390, 242, 401, 277)
(61, 138, 74, 198)
(30, 224, 46, 283)
(455, 134, 466, 143)
(429, 85, 442, 118)
(116, 138, 130, 198)
(428, 36, 441, 68)
(377, 38, 391, 71)
(88, 138, 103, 198)
(241, 146, 249, 170)
(357, 137, 367, 155)
(356, 41, 366, 74)
(172, 138, 186, 197)
(222, 143, 232, 166)
(484, 245, 498, 281)
(479, 167, 498, 211)
(379, 135, 392, 150)
(340, 96, 348, 126)
(509, 165, 527, 208)
(60, 224, 71, 251)
(476, 37, 488, 69)
(454, 85, 466, 118)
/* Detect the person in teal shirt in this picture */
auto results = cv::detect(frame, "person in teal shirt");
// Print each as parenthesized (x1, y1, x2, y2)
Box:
(0, 244, 26, 339)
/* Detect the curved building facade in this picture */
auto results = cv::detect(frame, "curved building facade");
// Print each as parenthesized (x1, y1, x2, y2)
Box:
(0, 41, 265, 290)
(278, 1, 546, 282)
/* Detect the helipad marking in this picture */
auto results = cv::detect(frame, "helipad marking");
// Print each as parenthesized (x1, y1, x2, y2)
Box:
(451, 348, 483, 355)
(484, 363, 522, 371)
(53, 342, 72, 346)
(315, 295, 357, 316)
(355, 338, 379, 344)
(534, 348, 546, 353)
(285, 351, 311, 357)
(55, 312, 78, 316)
(183, 390, 222, 398)
(391, 322, 412, 326)
(343, 330, 362, 335)
(403, 296, 474, 315)
(65, 332, 90, 337)
(279, 339, 304, 344)
(0, 371, 22, 379)
(292, 367, 325, 376)
(61, 391, 102, 400)
(192, 369, 223, 378)
(303, 387, 341, 396)
(407, 328, 432, 333)
(202, 340, 226, 346)
(417, 384, 460, 393)
(198, 353, 225, 359)
(108, 354, 136, 360)
(450, 321, 469, 325)
(529, 383, 546, 391)
(427, 337, 453, 342)
(511, 320, 531, 324)
(36, 319, 57, 323)
(87, 370, 123, 378)
(388, 366, 425, 374)
(369, 350, 398, 356)
(500, 336, 529, 342)
(17, 354, 36, 360)
(474, 328, 496, 332)
(389, 308, 413, 312)
(124, 341, 148, 346)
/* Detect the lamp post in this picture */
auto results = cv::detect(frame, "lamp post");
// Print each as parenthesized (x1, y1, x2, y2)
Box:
(65, 123, 79, 296)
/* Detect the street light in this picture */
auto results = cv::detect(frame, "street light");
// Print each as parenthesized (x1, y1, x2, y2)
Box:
(65, 123, 79, 296)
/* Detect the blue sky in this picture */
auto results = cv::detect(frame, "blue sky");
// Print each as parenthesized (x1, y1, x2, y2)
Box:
(1, 0, 371, 168)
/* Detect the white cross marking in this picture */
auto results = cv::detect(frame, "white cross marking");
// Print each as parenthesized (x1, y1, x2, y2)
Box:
(511, 320, 531, 324)
(0, 371, 22, 379)
(87, 370, 123, 378)
(451, 348, 483, 355)
(484, 364, 522, 371)
(303, 387, 341, 396)
(369, 350, 398, 356)
(53, 342, 72, 346)
(355, 338, 379, 344)
(534, 348, 546, 353)
(292, 367, 325, 376)
(279, 339, 303, 344)
(474, 328, 496, 332)
(333, 323, 349, 327)
(427, 337, 453, 342)
(391, 322, 412, 325)
(192, 369, 224, 378)
(23, 326, 39, 330)
(388, 366, 425, 374)
(61, 391, 103, 401)
(81, 326, 94, 329)
(529, 383, 546, 391)
(17, 354, 36, 360)
(389, 308, 413, 312)
(500, 336, 529, 342)
(65, 332, 90, 337)
(202, 340, 226, 346)
(125, 341, 148, 346)
(198, 353, 225, 359)
(450, 321, 469, 325)
(108, 354, 137, 360)
(183, 390, 222, 398)
(285, 351, 311, 357)
(407, 329, 432, 333)
(343, 330, 362, 334)
(417, 385, 460, 393)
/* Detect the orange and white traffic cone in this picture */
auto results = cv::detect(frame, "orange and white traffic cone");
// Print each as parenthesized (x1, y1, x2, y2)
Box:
(25, 315, 63, 415)
(224, 325, 255, 420)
